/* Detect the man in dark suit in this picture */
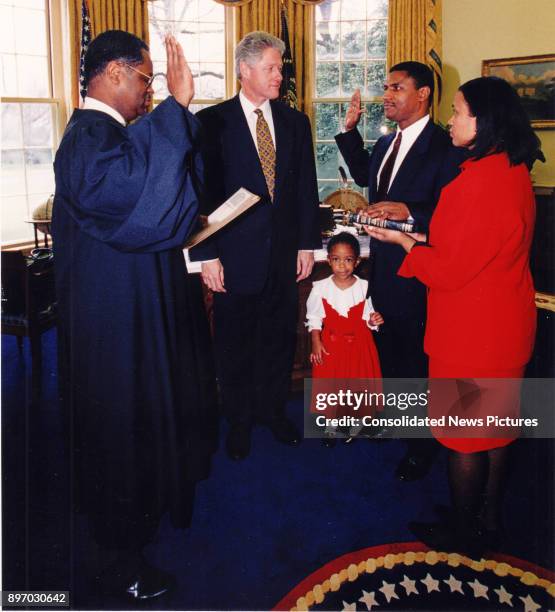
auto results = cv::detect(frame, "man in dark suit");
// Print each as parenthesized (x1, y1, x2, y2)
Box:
(335, 61, 464, 480)
(191, 31, 321, 461)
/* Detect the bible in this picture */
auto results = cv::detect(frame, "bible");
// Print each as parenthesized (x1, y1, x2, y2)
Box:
(334, 210, 422, 234)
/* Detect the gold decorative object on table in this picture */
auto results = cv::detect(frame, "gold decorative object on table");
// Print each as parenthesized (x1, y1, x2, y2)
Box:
(323, 166, 369, 212)
(323, 186, 368, 213)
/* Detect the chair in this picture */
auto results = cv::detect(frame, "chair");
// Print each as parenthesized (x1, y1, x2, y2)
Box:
(1, 250, 57, 397)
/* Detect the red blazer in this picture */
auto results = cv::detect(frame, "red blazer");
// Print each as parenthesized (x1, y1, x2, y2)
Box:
(399, 153, 536, 369)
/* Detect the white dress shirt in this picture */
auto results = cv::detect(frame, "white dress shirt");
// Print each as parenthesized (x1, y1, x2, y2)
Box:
(377, 114, 430, 192)
(83, 96, 126, 126)
(239, 90, 276, 153)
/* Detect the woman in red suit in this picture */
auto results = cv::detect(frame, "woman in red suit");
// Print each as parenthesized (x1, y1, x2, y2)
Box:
(366, 76, 542, 557)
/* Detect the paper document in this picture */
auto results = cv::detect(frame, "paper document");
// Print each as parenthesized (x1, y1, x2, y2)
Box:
(186, 187, 260, 248)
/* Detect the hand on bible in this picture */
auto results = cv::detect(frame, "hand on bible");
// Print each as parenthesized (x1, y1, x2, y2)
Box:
(366, 201, 411, 221)
(165, 34, 194, 108)
(364, 225, 417, 253)
(344, 89, 366, 131)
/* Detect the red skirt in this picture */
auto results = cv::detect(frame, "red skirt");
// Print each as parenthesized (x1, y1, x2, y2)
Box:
(428, 358, 525, 454)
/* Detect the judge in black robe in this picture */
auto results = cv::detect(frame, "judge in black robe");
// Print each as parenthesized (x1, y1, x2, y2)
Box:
(52, 31, 216, 590)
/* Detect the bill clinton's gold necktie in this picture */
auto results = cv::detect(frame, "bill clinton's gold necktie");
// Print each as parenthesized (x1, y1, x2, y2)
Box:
(254, 108, 276, 201)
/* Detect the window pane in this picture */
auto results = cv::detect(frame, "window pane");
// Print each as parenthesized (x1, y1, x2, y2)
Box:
(1, 54, 17, 95)
(149, 0, 225, 104)
(14, 7, 47, 55)
(316, 62, 339, 98)
(367, 0, 388, 19)
(341, 21, 365, 60)
(199, 24, 225, 62)
(367, 20, 386, 59)
(25, 149, 54, 195)
(0, 6, 15, 53)
(318, 181, 340, 202)
(315, 0, 340, 22)
(1, 150, 26, 196)
(199, 63, 224, 99)
(175, 0, 198, 21)
(315, 103, 340, 140)
(17, 55, 49, 97)
(341, 62, 364, 96)
(22, 104, 53, 147)
(1, 104, 23, 148)
(179, 25, 200, 63)
(366, 61, 385, 97)
(189, 62, 200, 94)
(1, 195, 34, 243)
(316, 143, 339, 180)
(10, 0, 45, 8)
(148, 28, 167, 63)
(341, 0, 366, 20)
(315, 22, 339, 61)
(198, 1, 224, 22)
(365, 102, 387, 140)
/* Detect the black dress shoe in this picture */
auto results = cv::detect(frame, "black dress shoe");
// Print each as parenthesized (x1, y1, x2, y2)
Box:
(409, 520, 486, 559)
(97, 556, 176, 601)
(226, 425, 251, 460)
(268, 417, 301, 446)
(322, 435, 336, 448)
(395, 452, 432, 481)
(125, 562, 176, 600)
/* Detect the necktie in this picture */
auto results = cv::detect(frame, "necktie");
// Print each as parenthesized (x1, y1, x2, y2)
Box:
(254, 108, 276, 201)
(376, 131, 402, 202)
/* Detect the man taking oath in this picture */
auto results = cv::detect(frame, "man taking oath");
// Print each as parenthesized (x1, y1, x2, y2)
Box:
(335, 62, 465, 480)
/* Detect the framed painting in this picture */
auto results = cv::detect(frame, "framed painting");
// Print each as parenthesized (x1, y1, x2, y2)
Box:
(482, 54, 555, 128)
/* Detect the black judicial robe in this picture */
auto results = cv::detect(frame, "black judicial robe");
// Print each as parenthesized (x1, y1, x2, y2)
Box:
(52, 97, 216, 541)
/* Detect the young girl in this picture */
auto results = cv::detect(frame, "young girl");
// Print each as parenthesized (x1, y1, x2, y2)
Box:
(306, 232, 383, 444)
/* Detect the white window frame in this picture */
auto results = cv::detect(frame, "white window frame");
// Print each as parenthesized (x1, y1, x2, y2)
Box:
(1, 0, 71, 248)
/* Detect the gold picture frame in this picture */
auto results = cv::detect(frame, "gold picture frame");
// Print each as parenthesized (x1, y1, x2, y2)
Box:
(482, 54, 555, 129)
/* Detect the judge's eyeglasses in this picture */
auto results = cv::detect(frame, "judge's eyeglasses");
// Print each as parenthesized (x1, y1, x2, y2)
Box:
(121, 63, 164, 89)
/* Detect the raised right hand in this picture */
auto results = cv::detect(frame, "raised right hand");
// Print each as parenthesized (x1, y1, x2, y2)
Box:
(344, 89, 365, 131)
(201, 259, 226, 292)
(165, 33, 194, 108)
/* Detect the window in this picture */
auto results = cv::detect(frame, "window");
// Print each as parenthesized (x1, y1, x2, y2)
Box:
(148, 0, 232, 113)
(313, 0, 389, 202)
(1, 0, 67, 245)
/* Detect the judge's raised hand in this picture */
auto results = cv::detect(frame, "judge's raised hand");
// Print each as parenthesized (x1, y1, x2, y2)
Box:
(165, 34, 194, 108)
(366, 201, 411, 221)
(344, 89, 366, 131)
(201, 259, 226, 292)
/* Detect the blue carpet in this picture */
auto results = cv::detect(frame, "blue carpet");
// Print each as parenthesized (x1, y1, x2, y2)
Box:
(2, 330, 553, 610)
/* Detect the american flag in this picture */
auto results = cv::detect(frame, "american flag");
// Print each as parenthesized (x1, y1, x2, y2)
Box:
(79, 0, 92, 100)
(279, 4, 298, 109)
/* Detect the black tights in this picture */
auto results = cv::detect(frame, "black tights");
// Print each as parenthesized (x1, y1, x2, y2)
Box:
(448, 445, 510, 531)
